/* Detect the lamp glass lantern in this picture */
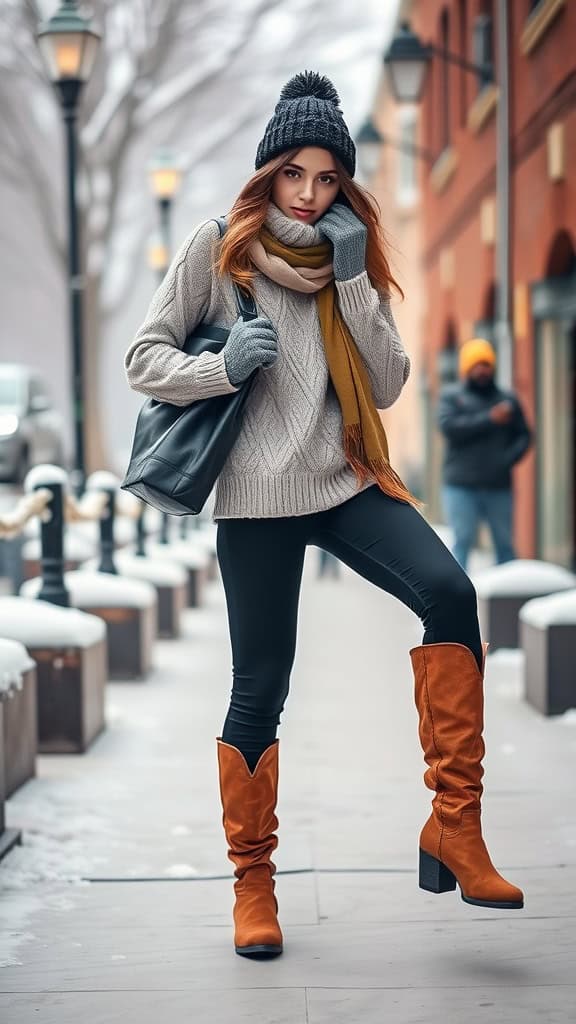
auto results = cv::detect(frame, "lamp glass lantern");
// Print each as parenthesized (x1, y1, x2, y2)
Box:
(37, 1, 100, 84)
(383, 22, 431, 103)
(148, 150, 183, 201)
(148, 233, 169, 274)
(356, 116, 384, 179)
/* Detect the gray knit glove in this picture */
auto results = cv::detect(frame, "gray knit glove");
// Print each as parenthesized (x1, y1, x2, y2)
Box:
(223, 315, 278, 386)
(317, 203, 368, 281)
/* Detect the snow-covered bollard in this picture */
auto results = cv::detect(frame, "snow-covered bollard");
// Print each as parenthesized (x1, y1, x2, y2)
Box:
(85, 471, 121, 575)
(519, 589, 576, 716)
(21, 529, 96, 583)
(135, 504, 147, 557)
(23, 465, 70, 607)
(0, 638, 37, 800)
(471, 559, 576, 651)
(21, 571, 157, 681)
(0, 596, 107, 753)
(159, 511, 172, 546)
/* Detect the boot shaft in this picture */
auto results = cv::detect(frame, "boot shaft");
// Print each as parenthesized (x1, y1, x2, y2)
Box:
(217, 739, 279, 879)
(410, 643, 488, 823)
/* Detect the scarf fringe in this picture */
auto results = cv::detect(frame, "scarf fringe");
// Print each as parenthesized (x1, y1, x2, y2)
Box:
(344, 425, 424, 510)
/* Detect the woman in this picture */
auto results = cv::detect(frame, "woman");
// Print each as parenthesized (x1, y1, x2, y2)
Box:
(125, 71, 523, 959)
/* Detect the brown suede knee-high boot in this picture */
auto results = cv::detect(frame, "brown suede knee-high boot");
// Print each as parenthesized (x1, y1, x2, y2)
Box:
(216, 738, 283, 958)
(410, 642, 524, 910)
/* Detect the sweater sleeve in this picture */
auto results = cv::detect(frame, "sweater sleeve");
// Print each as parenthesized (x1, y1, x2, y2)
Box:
(124, 219, 238, 406)
(335, 271, 411, 409)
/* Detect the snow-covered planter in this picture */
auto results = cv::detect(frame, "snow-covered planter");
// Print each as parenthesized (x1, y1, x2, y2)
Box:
(0, 639, 37, 798)
(471, 559, 576, 651)
(140, 540, 210, 608)
(81, 553, 187, 639)
(0, 708, 20, 859)
(0, 597, 107, 754)
(519, 589, 576, 716)
(20, 572, 158, 681)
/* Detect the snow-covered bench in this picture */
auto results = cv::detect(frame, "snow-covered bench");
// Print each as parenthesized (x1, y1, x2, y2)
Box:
(471, 560, 576, 650)
(138, 540, 210, 608)
(81, 553, 187, 639)
(0, 597, 107, 754)
(21, 572, 157, 680)
(0, 638, 37, 799)
(519, 589, 576, 716)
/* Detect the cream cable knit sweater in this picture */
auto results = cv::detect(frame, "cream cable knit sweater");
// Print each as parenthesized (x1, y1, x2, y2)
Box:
(125, 203, 411, 519)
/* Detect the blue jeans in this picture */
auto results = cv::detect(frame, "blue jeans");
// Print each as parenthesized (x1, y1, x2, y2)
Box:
(442, 484, 516, 571)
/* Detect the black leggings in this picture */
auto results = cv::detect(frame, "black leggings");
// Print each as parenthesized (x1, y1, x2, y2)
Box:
(217, 486, 482, 771)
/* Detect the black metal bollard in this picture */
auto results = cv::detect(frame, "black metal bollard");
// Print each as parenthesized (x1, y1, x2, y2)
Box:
(159, 511, 170, 545)
(98, 487, 118, 574)
(179, 516, 189, 540)
(37, 482, 70, 607)
(135, 504, 147, 557)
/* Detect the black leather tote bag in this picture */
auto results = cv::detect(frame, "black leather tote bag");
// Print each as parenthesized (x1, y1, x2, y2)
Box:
(121, 217, 258, 515)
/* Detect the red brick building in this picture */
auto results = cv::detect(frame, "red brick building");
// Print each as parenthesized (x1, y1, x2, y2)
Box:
(408, 0, 576, 568)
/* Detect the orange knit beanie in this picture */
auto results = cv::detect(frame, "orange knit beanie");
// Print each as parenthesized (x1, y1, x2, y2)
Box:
(459, 338, 496, 378)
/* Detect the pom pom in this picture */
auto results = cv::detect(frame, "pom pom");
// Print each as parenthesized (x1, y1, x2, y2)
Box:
(279, 71, 341, 107)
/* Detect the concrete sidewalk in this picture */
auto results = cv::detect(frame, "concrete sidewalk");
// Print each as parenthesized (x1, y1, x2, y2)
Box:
(1, 548, 575, 1022)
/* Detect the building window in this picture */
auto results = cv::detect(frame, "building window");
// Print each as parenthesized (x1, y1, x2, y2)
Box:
(458, 0, 468, 127)
(473, 4, 495, 92)
(396, 108, 418, 208)
(440, 7, 451, 150)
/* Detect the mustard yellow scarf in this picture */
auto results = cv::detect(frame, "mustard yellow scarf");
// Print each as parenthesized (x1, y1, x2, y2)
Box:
(250, 227, 418, 507)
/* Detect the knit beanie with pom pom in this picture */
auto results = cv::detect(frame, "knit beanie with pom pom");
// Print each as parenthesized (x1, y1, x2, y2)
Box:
(255, 70, 356, 177)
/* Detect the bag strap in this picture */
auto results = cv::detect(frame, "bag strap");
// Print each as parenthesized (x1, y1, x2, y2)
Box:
(215, 216, 258, 322)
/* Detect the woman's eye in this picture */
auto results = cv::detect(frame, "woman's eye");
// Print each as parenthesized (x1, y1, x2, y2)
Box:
(321, 177, 337, 185)
(285, 169, 299, 178)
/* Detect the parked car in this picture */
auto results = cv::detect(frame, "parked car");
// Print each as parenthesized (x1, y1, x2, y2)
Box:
(0, 364, 65, 484)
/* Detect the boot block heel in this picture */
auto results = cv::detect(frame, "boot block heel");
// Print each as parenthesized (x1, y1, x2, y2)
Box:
(419, 848, 457, 894)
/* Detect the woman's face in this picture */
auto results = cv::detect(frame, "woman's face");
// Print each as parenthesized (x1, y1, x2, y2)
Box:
(271, 147, 340, 224)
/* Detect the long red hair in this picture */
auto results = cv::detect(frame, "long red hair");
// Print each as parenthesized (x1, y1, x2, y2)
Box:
(215, 147, 404, 300)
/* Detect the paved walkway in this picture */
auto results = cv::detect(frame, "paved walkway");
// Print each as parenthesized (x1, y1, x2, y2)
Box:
(1, 544, 575, 1022)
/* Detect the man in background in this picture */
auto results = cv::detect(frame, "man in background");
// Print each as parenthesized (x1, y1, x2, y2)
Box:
(438, 338, 532, 572)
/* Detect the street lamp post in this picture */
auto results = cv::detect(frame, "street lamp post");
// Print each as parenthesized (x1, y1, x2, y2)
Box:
(148, 150, 183, 544)
(37, 1, 101, 495)
(356, 114, 433, 181)
(382, 20, 512, 387)
(148, 149, 183, 256)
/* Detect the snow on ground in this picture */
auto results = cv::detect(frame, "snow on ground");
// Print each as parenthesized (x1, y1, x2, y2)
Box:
(0, 778, 121, 968)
